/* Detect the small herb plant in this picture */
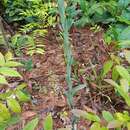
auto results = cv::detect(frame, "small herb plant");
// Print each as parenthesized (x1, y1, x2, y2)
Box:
(72, 109, 130, 130)
(0, 51, 30, 125)
(3, 0, 56, 34)
(11, 34, 44, 56)
(98, 50, 130, 107)
(22, 113, 53, 130)
(19, 2, 56, 34)
(0, 51, 22, 84)
(21, 109, 130, 130)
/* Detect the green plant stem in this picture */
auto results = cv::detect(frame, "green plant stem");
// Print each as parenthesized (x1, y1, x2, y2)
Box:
(58, 0, 73, 108)
(58, 1, 77, 129)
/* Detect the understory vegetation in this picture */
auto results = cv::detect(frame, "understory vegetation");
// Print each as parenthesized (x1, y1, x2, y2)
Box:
(1, 0, 130, 130)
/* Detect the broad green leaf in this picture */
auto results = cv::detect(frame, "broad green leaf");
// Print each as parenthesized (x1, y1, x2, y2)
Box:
(115, 65, 130, 82)
(0, 91, 13, 100)
(0, 103, 10, 120)
(115, 112, 130, 122)
(117, 85, 130, 106)
(124, 50, 130, 64)
(0, 67, 22, 77)
(0, 75, 8, 84)
(23, 118, 38, 130)
(44, 113, 53, 130)
(16, 90, 30, 102)
(107, 120, 123, 128)
(4, 61, 23, 67)
(112, 67, 119, 81)
(6, 115, 20, 127)
(0, 52, 5, 66)
(118, 26, 130, 40)
(16, 83, 27, 90)
(104, 79, 130, 106)
(2, 0, 8, 6)
(0, 116, 4, 122)
(90, 122, 101, 130)
(21, 59, 33, 71)
(0, 115, 20, 130)
(101, 127, 109, 130)
(72, 109, 100, 122)
(120, 79, 129, 92)
(85, 112, 100, 122)
(7, 98, 21, 113)
(127, 122, 130, 130)
(118, 40, 130, 49)
(102, 111, 114, 122)
(110, 54, 120, 64)
(102, 60, 113, 77)
(0, 125, 6, 130)
(5, 51, 13, 61)
(118, 0, 130, 8)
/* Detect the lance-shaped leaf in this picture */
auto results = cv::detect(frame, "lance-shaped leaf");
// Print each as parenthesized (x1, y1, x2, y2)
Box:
(0, 67, 22, 77)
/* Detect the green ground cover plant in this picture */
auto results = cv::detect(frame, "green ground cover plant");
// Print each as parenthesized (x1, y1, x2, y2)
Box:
(0, 51, 30, 129)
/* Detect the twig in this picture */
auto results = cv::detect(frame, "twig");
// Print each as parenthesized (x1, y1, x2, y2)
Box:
(0, 16, 9, 49)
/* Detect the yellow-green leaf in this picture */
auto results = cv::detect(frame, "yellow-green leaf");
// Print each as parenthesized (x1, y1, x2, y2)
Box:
(112, 67, 119, 81)
(5, 51, 13, 61)
(7, 98, 21, 113)
(23, 118, 38, 130)
(72, 109, 100, 122)
(0, 75, 8, 84)
(115, 112, 130, 122)
(120, 79, 129, 92)
(119, 88, 130, 106)
(16, 83, 27, 90)
(104, 79, 130, 106)
(44, 113, 53, 130)
(102, 60, 113, 77)
(0, 52, 5, 66)
(107, 120, 123, 128)
(0, 116, 4, 123)
(16, 90, 30, 102)
(127, 123, 130, 130)
(116, 65, 130, 82)
(5, 61, 23, 67)
(0, 67, 22, 77)
(90, 122, 101, 130)
(0, 103, 10, 120)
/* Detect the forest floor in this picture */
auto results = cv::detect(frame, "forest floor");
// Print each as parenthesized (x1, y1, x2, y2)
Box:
(7, 27, 126, 130)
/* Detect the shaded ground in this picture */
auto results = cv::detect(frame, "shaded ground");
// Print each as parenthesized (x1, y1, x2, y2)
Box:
(7, 27, 125, 130)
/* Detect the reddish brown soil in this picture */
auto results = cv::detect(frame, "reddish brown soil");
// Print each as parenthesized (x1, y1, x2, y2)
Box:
(7, 27, 123, 130)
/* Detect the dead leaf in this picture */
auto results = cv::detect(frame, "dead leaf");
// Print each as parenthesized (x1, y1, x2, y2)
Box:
(58, 128, 71, 130)
(83, 105, 96, 114)
(22, 111, 37, 120)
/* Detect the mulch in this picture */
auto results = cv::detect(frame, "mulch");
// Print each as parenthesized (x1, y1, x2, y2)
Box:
(7, 27, 125, 130)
